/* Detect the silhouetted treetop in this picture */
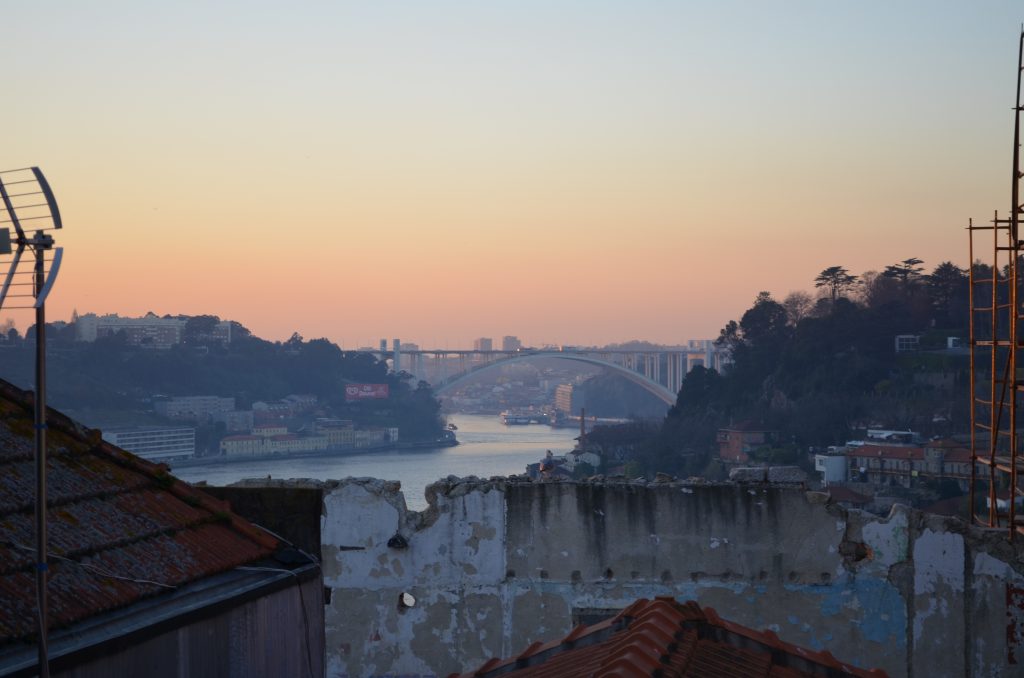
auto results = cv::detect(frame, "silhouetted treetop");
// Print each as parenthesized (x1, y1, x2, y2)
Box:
(814, 266, 858, 302)
(882, 258, 925, 286)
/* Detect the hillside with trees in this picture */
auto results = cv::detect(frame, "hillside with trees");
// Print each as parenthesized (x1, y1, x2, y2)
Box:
(0, 319, 446, 442)
(635, 258, 970, 477)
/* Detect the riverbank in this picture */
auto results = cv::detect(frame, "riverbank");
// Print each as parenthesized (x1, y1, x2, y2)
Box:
(172, 414, 579, 509)
(170, 436, 458, 470)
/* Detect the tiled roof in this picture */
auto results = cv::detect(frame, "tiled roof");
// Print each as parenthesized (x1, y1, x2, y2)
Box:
(0, 379, 279, 646)
(450, 597, 887, 678)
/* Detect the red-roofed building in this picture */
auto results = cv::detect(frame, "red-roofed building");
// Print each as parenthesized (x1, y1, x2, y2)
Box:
(923, 439, 971, 491)
(846, 444, 923, 488)
(450, 597, 887, 678)
(846, 440, 971, 490)
(717, 424, 778, 464)
(0, 379, 323, 676)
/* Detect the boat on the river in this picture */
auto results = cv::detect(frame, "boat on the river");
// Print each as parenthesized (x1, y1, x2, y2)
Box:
(501, 411, 532, 425)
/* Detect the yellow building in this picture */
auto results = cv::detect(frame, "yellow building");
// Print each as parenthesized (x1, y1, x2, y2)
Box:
(322, 427, 355, 448)
(221, 435, 267, 456)
(266, 434, 328, 454)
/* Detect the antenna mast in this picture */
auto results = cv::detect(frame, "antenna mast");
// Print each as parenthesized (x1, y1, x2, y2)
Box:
(0, 167, 63, 676)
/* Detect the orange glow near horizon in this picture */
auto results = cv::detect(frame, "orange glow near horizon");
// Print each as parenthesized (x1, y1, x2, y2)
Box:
(3, 3, 1018, 347)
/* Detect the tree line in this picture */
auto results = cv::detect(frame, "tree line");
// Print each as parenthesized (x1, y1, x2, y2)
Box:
(0, 318, 446, 441)
(633, 258, 970, 477)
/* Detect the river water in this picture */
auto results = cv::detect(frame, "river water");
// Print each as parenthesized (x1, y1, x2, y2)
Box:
(172, 414, 579, 510)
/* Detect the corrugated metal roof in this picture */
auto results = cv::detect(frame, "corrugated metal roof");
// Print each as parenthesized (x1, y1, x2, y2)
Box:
(0, 379, 278, 646)
(450, 597, 888, 678)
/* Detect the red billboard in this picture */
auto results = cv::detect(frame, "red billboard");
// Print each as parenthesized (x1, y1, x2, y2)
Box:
(345, 384, 389, 402)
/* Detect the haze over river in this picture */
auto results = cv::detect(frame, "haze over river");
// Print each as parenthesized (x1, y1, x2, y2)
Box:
(172, 414, 579, 510)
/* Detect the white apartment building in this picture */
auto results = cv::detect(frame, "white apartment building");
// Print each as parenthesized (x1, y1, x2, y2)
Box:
(103, 427, 195, 462)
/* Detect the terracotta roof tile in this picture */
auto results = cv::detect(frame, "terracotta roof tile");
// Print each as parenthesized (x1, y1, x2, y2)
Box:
(686, 638, 772, 677)
(852, 444, 924, 460)
(450, 597, 888, 678)
(0, 378, 279, 646)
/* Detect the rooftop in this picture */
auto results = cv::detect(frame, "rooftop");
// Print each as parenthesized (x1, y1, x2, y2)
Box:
(451, 597, 886, 678)
(850, 444, 925, 461)
(0, 378, 282, 648)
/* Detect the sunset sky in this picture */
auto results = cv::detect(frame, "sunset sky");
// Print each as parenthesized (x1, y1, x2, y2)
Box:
(4, 2, 1021, 348)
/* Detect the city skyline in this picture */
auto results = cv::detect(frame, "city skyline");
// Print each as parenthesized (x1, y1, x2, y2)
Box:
(4, 2, 1021, 346)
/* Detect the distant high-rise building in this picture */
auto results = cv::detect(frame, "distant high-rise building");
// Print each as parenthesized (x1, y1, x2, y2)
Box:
(502, 335, 522, 352)
(473, 337, 493, 352)
(554, 384, 575, 414)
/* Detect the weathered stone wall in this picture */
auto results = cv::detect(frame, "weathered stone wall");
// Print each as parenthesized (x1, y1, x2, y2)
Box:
(314, 477, 1024, 678)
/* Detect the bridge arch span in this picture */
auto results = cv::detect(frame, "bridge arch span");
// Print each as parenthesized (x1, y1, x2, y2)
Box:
(431, 351, 677, 407)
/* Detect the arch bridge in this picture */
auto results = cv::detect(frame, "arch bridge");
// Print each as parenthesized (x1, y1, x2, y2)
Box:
(369, 345, 726, 407)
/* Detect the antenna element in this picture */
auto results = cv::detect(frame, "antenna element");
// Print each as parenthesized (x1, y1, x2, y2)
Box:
(0, 166, 63, 677)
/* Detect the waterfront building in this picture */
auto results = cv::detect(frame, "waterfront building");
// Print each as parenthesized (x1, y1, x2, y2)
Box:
(222, 431, 330, 455)
(267, 433, 328, 454)
(316, 418, 356, 448)
(322, 427, 355, 448)
(102, 426, 195, 461)
(502, 335, 522, 352)
(473, 337, 493, 352)
(221, 434, 267, 456)
(554, 384, 575, 414)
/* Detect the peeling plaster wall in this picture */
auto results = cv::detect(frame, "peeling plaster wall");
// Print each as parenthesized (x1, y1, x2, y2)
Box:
(317, 478, 1024, 678)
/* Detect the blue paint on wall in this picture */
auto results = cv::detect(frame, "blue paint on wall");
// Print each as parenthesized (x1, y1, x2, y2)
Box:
(784, 576, 906, 646)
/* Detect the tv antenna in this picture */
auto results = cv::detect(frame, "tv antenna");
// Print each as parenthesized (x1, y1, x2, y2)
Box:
(0, 166, 63, 677)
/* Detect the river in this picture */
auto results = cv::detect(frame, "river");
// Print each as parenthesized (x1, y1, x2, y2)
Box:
(171, 414, 579, 510)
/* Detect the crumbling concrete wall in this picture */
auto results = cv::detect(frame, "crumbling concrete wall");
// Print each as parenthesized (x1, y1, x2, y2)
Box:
(317, 477, 1024, 678)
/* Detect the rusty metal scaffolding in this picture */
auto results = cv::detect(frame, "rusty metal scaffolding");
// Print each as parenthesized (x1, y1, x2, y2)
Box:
(969, 30, 1024, 539)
